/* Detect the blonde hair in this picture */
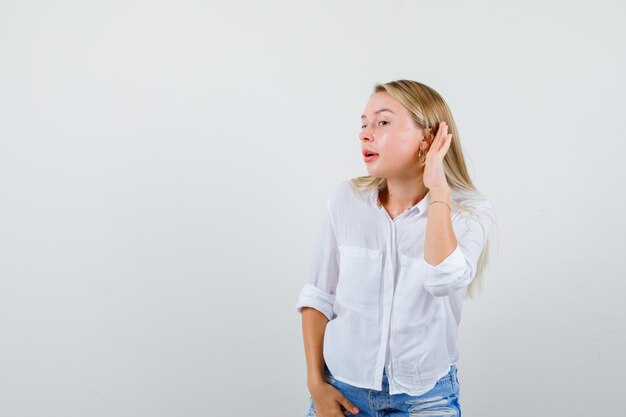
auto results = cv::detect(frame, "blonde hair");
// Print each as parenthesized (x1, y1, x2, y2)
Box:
(350, 79, 497, 299)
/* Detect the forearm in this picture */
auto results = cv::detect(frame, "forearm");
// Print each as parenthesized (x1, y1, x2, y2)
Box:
(424, 188, 457, 266)
(301, 307, 329, 390)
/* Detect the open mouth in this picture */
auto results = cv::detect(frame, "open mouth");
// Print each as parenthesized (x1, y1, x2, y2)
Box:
(363, 152, 379, 162)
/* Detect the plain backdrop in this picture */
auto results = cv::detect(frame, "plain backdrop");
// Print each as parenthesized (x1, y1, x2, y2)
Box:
(1, 1, 624, 416)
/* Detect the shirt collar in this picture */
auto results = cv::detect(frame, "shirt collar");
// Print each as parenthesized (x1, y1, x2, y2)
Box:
(369, 186, 431, 215)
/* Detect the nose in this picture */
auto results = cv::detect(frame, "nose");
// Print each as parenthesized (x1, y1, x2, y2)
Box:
(359, 126, 372, 142)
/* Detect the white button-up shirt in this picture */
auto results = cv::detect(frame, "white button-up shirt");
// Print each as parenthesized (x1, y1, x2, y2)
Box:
(295, 179, 495, 396)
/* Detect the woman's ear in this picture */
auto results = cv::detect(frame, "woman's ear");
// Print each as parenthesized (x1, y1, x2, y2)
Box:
(419, 137, 429, 153)
(426, 127, 437, 144)
(421, 128, 433, 150)
(424, 127, 434, 143)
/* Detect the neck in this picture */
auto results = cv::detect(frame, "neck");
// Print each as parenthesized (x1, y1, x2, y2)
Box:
(381, 177, 429, 211)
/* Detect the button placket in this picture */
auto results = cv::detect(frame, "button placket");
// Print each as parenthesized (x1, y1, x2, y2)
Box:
(376, 203, 399, 392)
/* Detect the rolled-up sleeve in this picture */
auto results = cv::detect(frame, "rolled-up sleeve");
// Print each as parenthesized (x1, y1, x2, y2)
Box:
(295, 198, 339, 321)
(422, 201, 495, 297)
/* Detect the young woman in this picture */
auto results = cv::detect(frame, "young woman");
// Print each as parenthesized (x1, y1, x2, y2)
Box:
(295, 79, 497, 417)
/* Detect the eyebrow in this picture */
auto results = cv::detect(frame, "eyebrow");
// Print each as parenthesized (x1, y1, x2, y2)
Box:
(361, 108, 395, 119)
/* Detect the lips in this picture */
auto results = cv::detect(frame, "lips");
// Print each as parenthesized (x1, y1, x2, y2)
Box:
(363, 152, 379, 163)
(362, 149, 379, 157)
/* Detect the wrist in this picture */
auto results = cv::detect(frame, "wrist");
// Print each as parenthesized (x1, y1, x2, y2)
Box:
(428, 187, 451, 201)
(307, 374, 327, 391)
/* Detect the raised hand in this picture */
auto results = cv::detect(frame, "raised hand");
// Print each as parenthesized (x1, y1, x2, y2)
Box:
(423, 121, 452, 193)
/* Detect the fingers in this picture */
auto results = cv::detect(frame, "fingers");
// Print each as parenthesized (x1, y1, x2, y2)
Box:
(435, 124, 445, 151)
(339, 396, 359, 415)
(312, 387, 360, 417)
(430, 121, 452, 155)
(443, 132, 452, 152)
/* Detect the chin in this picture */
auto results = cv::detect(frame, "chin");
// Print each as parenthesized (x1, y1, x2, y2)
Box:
(365, 165, 389, 178)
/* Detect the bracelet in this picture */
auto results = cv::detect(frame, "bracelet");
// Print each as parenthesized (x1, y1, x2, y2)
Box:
(429, 200, 451, 211)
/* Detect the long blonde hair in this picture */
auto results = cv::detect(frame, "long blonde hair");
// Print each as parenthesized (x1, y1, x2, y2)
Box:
(350, 79, 497, 299)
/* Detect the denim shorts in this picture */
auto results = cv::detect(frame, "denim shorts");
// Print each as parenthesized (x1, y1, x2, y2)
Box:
(305, 363, 461, 417)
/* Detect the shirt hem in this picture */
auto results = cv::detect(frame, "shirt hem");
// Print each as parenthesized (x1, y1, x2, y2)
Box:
(388, 362, 456, 396)
(330, 374, 377, 390)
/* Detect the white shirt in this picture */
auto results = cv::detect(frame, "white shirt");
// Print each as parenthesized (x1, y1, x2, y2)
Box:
(295, 179, 495, 396)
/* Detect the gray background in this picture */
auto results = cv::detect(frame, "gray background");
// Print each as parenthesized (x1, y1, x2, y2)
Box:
(1, 0, 624, 416)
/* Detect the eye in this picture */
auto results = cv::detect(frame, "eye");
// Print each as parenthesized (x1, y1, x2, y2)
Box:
(361, 121, 388, 129)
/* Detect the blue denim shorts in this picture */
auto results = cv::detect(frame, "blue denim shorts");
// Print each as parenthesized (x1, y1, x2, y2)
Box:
(305, 363, 461, 417)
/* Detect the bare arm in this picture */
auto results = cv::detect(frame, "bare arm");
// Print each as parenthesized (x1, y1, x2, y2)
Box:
(421, 185, 495, 297)
(423, 188, 456, 266)
(301, 306, 329, 391)
(301, 307, 360, 416)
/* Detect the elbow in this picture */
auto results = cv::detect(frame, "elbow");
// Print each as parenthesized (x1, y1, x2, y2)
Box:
(295, 283, 336, 321)
(421, 243, 472, 297)
(423, 267, 472, 297)
(296, 304, 334, 321)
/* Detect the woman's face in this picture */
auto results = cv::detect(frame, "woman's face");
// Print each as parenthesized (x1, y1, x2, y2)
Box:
(359, 91, 427, 179)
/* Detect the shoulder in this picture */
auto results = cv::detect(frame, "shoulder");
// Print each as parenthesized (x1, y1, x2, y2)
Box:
(329, 178, 353, 200)
(327, 178, 369, 208)
(451, 189, 496, 224)
(452, 189, 494, 210)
